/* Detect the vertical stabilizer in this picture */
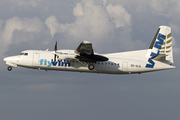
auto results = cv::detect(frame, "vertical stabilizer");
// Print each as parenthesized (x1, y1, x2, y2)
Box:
(148, 26, 173, 63)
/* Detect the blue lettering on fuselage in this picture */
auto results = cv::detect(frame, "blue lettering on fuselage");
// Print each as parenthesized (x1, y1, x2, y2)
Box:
(39, 59, 70, 67)
(146, 33, 166, 68)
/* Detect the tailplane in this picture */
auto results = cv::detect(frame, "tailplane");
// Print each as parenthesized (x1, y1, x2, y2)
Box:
(148, 26, 173, 63)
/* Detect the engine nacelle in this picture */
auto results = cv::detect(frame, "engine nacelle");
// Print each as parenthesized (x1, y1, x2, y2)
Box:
(53, 50, 77, 61)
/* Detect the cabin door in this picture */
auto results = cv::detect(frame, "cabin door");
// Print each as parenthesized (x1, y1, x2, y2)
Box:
(33, 53, 39, 66)
(122, 62, 128, 72)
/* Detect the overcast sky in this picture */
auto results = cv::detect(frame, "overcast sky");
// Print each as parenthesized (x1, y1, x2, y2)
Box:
(1, 0, 180, 120)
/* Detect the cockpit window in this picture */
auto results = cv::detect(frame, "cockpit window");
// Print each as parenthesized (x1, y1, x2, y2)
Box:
(20, 53, 28, 56)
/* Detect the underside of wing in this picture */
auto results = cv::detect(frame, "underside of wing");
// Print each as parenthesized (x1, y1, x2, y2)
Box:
(75, 54, 109, 62)
(75, 41, 109, 62)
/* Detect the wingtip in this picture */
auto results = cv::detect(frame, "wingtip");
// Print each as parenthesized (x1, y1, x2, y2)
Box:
(83, 41, 91, 44)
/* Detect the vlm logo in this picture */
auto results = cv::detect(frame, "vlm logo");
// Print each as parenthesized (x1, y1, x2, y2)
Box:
(39, 59, 70, 67)
(146, 33, 166, 68)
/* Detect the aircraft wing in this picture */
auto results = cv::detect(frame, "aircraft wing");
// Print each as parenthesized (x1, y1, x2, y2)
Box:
(75, 41, 109, 62)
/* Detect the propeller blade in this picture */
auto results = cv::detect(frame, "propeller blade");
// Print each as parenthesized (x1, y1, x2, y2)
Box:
(54, 54, 56, 61)
(54, 41, 57, 52)
(54, 41, 57, 62)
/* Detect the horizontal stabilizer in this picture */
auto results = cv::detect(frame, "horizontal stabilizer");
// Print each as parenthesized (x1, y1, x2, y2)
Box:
(151, 54, 166, 61)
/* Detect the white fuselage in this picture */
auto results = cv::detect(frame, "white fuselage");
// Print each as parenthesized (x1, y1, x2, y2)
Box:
(3, 26, 176, 74)
(3, 49, 175, 74)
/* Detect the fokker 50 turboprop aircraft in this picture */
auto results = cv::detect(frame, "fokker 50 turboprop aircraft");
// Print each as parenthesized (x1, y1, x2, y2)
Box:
(3, 26, 175, 74)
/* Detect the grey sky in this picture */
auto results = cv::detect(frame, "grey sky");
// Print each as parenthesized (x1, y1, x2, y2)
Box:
(1, 0, 180, 120)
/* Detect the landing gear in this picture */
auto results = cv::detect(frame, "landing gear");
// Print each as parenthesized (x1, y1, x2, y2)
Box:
(88, 64, 94, 70)
(7, 66, 12, 71)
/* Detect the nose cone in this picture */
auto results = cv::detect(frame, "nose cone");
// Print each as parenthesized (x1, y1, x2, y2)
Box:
(3, 56, 19, 62)
(3, 57, 8, 62)
(3, 56, 19, 67)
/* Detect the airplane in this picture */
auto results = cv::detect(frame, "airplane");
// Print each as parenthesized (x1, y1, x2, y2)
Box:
(3, 26, 176, 74)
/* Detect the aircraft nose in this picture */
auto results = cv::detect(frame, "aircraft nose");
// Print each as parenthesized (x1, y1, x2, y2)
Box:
(3, 57, 8, 62)
(3, 56, 19, 62)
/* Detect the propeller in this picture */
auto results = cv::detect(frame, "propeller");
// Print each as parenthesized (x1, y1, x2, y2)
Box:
(54, 41, 57, 62)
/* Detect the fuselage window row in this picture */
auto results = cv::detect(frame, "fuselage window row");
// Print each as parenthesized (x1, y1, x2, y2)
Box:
(64, 59, 119, 66)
